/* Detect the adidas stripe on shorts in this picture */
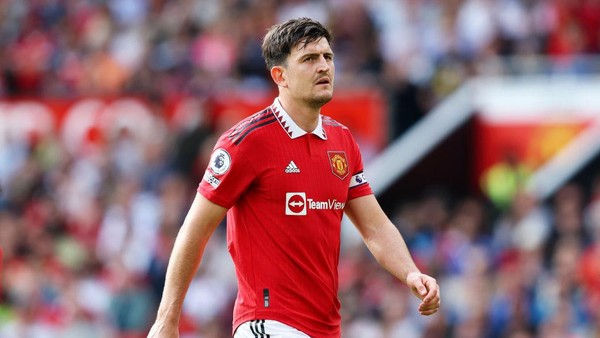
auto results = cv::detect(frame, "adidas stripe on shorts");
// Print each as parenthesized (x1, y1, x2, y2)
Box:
(234, 319, 311, 338)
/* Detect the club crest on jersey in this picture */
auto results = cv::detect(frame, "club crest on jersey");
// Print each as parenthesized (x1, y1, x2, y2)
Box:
(328, 151, 348, 180)
(209, 148, 231, 175)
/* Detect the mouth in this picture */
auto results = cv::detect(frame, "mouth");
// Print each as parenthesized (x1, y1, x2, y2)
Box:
(315, 77, 331, 85)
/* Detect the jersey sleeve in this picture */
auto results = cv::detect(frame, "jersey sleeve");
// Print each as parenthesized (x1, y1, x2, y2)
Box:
(197, 133, 256, 209)
(347, 133, 373, 200)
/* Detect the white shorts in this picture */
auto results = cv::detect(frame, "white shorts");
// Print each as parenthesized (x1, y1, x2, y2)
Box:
(234, 319, 311, 338)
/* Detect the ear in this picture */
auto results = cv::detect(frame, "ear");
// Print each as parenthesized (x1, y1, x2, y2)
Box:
(270, 66, 287, 88)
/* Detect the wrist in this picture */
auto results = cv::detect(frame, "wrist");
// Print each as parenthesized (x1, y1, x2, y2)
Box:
(156, 306, 182, 325)
(405, 270, 422, 284)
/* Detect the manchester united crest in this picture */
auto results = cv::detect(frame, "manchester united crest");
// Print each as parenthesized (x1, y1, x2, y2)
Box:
(328, 151, 348, 180)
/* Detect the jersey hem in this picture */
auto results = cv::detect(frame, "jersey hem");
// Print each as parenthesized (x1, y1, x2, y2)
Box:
(233, 313, 340, 338)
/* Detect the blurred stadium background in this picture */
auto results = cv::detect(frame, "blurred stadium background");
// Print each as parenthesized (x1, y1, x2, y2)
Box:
(1, 0, 600, 337)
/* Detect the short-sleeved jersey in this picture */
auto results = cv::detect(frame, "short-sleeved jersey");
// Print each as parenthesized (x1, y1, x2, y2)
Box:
(198, 98, 373, 338)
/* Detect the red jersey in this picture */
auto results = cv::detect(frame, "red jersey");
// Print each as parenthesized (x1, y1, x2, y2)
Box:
(198, 98, 372, 337)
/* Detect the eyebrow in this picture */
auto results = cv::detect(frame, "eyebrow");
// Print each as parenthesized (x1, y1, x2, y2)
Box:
(298, 51, 335, 59)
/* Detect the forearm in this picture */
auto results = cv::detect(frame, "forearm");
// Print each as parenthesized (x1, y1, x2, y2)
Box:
(362, 220, 420, 284)
(153, 194, 226, 325)
(359, 217, 441, 317)
(155, 222, 209, 324)
(345, 195, 421, 284)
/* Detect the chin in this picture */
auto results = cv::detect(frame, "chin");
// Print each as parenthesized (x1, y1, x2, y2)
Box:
(311, 93, 333, 107)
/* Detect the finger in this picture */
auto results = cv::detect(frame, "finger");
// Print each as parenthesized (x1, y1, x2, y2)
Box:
(419, 297, 440, 310)
(419, 307, 439, 316)
(412, 280, 428, 299)
(421, 278, 440, 303)
(422, 287, 439, 304)
(419, 299, 441, 315)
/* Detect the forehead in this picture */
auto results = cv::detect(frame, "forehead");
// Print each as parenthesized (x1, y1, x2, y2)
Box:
(291, 37, 333, 56)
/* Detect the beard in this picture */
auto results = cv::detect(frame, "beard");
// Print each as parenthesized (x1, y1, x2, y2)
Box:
(307, 91, 333, 109)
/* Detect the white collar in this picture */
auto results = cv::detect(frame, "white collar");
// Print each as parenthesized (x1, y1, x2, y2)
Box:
(271, 98, 327, 140)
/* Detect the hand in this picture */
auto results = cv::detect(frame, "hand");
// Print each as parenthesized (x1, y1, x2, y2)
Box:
(406, 271, 441, 316)
(147, 321, 179, 338)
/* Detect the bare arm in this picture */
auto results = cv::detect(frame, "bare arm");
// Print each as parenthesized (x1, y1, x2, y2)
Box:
(344, 194, 440, 316)
(148, 193, 228, 337)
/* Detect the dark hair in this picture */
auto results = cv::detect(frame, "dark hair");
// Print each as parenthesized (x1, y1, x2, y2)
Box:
(261, 17, 333, 70)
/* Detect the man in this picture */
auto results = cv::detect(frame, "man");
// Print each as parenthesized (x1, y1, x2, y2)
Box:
(148, 17, 440, 338)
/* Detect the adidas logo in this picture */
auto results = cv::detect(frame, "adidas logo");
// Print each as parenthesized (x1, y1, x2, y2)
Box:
(285, 161, 300, 173)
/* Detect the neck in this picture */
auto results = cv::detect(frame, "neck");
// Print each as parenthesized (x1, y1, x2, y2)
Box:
(277, 95, 321, 133)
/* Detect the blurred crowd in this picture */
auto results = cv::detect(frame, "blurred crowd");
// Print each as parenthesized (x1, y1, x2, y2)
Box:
(1, 0, 600, 337)
(1, 0, 599, 134)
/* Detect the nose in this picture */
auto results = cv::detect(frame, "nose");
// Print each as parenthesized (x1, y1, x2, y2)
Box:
(317, 55, 330, 73)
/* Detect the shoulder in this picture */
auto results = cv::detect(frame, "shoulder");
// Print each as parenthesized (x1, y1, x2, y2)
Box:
(322, 115, 348, 130)
(322, 115, 353, 140)
(221, 107, 278, 146)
